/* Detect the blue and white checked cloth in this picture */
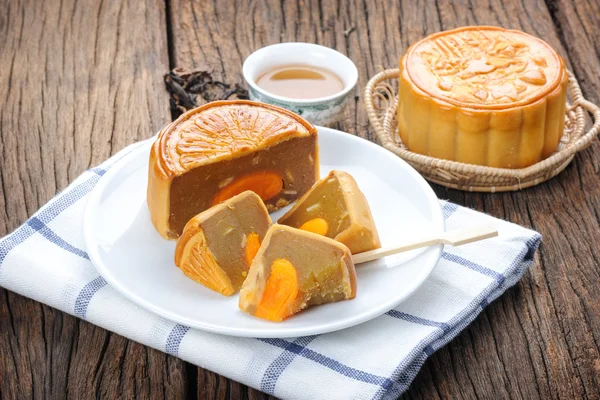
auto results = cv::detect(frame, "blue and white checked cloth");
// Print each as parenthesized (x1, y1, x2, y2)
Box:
(0, 138, 541, 399)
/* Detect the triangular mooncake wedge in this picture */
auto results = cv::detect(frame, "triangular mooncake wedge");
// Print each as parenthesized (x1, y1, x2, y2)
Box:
(239, 225, 357, 322)
(175, 191, 271, 296)
(278, 170, 381, 254)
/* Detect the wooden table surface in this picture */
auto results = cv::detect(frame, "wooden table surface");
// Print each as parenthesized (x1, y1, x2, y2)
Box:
(1, 0, 599, 398)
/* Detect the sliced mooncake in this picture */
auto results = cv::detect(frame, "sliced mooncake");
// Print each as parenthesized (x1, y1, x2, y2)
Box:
(174, 191, 272, 296)
(277, 170, 380, 254)
(148, 100, 318, 239)
(239, 225, 357, 322)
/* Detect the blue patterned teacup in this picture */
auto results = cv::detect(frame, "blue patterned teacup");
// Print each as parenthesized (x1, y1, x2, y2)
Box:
(242, 43, 358, 126)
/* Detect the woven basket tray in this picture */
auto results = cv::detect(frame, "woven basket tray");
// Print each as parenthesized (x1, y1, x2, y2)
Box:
(364, 69, 600, 192)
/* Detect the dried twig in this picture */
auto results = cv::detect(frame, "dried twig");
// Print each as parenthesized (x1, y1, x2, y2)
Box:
(164, 68, 249, 117)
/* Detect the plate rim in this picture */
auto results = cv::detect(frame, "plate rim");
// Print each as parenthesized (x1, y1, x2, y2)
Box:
(83, 126, 444, 338)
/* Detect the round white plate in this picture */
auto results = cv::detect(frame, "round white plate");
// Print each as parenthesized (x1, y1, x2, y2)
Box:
(83, 127, 444, 338)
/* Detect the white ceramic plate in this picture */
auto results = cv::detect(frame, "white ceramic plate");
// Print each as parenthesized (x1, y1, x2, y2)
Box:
(83, 127, 444, 338)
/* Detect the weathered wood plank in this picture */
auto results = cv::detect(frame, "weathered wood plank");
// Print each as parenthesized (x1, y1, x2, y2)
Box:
(198, 368, 272, 400)
(0, 0, 185, 398)
(169, 0, 600, 399)
(546, 0, 600, 104)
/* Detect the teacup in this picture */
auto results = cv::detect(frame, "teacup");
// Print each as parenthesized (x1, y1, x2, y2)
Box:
(242, 43, 358, 126)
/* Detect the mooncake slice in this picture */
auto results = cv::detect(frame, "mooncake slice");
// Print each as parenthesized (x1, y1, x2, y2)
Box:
(148, 100, 318, 239)
(278, 170, 380, 254)
(239, 225, 357, 322)
(174, 191, 272, 296)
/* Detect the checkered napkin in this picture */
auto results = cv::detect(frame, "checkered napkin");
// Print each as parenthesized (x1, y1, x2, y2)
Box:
(0, 138, 541, 400)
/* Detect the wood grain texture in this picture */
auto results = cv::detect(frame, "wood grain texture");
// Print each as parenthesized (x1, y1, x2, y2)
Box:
(2, 0, 600, 398)
(0, 0, 186, 399)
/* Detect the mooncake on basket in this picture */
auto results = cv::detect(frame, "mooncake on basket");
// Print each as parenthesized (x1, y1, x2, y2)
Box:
(398, 26, 568, 168)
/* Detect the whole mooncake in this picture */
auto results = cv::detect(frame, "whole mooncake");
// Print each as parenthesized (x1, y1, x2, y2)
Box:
(398, 26, 568, 168)
(278, 170, 380, 254)
(174, 191, 272, 295)
(148, 100, 319, 239)
(239, 225, 357, 322)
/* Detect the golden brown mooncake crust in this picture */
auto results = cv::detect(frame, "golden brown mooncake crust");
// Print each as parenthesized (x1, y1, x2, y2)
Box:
(148, 100, 318, 239)
(398, 26, 568, 168)
(405, 26, 565, 109)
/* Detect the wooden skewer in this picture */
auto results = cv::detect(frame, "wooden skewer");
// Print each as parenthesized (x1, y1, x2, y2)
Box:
(352, 225, 499, 264)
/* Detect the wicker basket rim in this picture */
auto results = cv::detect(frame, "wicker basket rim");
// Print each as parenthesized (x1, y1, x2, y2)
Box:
(364, 68, 600, 191)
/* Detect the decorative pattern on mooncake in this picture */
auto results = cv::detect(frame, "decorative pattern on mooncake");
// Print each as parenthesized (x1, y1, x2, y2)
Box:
(398, 26, 568, 168)
(148, 100, 318, 239)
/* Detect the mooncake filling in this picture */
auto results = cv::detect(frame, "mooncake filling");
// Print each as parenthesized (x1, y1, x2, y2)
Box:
(239, 225, 357, 321)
